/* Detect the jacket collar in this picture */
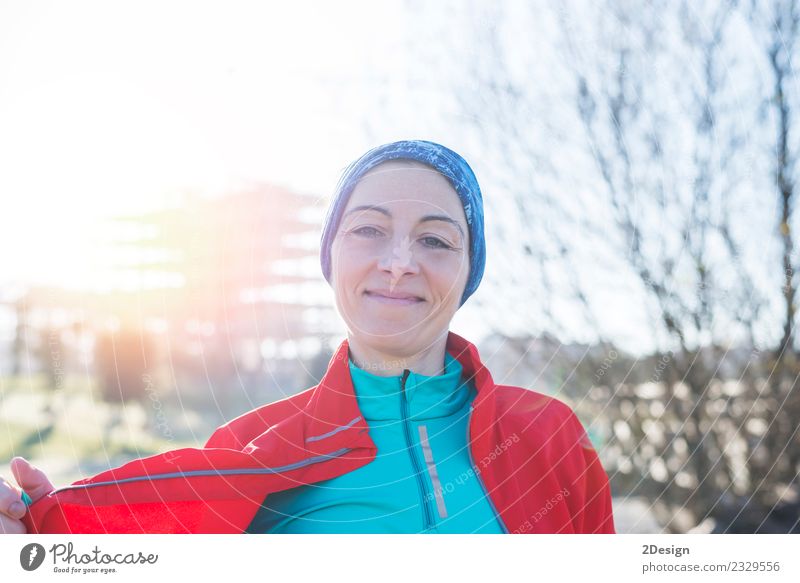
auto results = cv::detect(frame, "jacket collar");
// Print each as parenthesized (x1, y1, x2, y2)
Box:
(301, 330, 498, 457)
(348, 351, 467, 421)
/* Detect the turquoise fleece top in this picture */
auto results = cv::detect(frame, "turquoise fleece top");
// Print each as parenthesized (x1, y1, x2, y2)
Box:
(245, 352, 505, 533)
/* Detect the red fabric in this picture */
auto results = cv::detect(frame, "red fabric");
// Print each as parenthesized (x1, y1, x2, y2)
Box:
(22, 332, 615, 534)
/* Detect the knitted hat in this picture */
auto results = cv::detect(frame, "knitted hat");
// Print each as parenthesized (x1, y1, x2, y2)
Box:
(319, 140, 485, 306)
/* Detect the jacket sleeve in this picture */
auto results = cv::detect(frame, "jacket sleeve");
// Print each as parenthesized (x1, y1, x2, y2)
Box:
(565, 410, 616, 534)
(20, 445, 274, 534)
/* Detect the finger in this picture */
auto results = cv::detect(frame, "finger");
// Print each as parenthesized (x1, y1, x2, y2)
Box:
(0, 515, 26, 534)
(10, 457, 54, 501)
(0, 477, 25, 520)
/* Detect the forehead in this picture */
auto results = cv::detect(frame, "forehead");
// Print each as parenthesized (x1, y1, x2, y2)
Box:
(346, 160, 465, 218)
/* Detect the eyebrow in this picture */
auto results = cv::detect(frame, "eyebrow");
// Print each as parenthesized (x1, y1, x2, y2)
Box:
(343, 204, 465, 238)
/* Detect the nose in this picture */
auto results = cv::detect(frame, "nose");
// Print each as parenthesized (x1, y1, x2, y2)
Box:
(377, 234, 420, 284)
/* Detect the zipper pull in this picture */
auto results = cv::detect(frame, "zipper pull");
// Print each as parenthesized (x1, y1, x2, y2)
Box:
(401, 369, 411, 391)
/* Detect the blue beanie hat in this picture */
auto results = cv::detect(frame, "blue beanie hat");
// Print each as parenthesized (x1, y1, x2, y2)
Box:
(319, 140, 485, 306)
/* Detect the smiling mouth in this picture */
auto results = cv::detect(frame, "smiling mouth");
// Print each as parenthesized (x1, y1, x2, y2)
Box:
(364, 291, 425, 305)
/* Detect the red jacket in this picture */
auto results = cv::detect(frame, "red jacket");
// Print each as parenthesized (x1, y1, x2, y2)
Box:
(22, 332, 615, 534)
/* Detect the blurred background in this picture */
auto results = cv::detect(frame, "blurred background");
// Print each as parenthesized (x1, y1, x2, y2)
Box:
(0, 0, 798, 533)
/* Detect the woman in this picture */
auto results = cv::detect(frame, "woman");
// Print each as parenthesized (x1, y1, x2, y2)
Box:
(0, 140, 615, 534)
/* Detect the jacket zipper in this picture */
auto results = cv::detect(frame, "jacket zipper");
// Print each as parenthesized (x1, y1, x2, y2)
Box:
(466, 404, 510, 533)
(49, 447, 355, 494)
(400, 369, 434, 532)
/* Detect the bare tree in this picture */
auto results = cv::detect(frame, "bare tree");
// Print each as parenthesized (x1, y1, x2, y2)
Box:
(401, 0, 799, 531)
(741, 0, 800, 528)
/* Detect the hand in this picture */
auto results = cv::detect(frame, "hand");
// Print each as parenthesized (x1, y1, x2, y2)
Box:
(0, 457, 55, 534)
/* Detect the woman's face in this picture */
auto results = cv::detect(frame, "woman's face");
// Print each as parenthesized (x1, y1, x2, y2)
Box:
(330, 160, 470, 358)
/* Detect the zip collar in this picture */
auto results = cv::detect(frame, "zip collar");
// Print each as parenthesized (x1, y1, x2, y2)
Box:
(298, 331, 499, 455)
(348, 352, 469, 421)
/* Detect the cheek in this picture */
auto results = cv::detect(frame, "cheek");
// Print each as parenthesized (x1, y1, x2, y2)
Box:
(426, 256, 469, 300)
(333, 234, 375, 262)
(432, 249, 469, 278)
(330, 239, 372, 289)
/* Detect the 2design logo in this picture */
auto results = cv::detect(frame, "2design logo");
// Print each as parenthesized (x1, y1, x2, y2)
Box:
(20, 543, 46, 571)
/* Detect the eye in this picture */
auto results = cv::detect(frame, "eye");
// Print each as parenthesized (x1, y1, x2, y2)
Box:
(421, 236, 451, 249)
(352, 226, 383, 238)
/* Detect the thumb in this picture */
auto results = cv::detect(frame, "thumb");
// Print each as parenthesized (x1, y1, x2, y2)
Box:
(9, 457, 54, 503)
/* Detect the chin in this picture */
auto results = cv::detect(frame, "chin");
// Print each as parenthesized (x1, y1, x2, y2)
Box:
(355, 327, 421, 351)
(358, 323, 416, 341)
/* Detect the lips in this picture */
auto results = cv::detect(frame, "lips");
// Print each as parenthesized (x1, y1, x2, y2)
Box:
(364, 289, 424, 305)
(366, 289, 423, 300)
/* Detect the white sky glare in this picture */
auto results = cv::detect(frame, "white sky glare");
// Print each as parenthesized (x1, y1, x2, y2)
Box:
(0, 0, 411, 286)
(0, 1, 503, 347)
(1, 1, 767, 356)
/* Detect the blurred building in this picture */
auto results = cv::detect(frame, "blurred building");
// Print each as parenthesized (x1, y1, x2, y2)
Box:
(2, 185, 343, 415)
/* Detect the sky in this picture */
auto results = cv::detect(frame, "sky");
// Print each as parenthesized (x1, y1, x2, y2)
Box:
(0, 1, 405, 282)
(0, 1, 776, 356)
